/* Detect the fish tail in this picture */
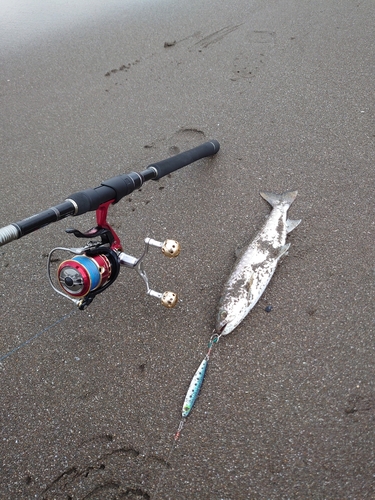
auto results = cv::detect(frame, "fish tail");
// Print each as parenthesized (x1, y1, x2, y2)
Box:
(260, 190, 298, 208)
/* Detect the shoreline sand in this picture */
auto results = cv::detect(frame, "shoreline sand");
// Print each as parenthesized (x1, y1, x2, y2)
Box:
(1, 1, 374, 498)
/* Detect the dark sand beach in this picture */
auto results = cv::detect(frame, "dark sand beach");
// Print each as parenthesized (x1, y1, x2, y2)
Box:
(1, 0, 374, 498)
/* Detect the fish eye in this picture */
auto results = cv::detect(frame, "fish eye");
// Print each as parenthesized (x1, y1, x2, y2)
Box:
(220, 310, 228, 321)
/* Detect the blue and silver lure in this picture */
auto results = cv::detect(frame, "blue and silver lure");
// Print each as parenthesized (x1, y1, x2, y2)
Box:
(174, 334, 220, 440)
(182, 357, 208, 418)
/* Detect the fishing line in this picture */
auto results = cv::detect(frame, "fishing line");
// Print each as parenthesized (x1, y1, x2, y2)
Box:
(0, 309, 77, 363)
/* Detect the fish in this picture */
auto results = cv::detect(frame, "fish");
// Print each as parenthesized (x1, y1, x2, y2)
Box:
(216, 190, 301, 336)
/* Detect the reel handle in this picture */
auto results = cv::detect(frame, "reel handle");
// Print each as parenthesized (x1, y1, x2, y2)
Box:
(121, 237, 182, 308)
(149, 290, 178, 308)
(145, 238, 181, 258)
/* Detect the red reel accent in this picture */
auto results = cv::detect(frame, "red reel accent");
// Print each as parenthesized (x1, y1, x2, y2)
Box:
(96, 200, 122, 250)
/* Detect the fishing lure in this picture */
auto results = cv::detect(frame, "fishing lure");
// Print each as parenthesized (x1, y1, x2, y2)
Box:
(174, 333, 220, 440)
(153, 336, 220, 497)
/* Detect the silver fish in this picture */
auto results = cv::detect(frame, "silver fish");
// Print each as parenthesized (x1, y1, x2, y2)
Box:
(216, 191, 301, 335)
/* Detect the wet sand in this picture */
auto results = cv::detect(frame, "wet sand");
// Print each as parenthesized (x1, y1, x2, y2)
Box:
(1, 0, 374, 498)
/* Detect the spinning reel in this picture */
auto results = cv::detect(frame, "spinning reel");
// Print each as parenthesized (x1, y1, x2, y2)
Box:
(0, 140, 220, 310)
(47, 200, 180, 310)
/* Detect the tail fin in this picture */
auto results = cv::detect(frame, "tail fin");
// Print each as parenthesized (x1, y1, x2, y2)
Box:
(260, 190, 298, 208)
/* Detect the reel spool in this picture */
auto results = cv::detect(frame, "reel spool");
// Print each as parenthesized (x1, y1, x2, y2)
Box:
(58, 253, 112, 298)
(47, 244, 120, 309)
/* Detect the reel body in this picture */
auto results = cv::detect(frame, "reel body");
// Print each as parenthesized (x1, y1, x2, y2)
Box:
(47, 200, 181, 309)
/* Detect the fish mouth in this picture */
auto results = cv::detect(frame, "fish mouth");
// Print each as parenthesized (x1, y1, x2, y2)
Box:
(218, 322, 227, 334)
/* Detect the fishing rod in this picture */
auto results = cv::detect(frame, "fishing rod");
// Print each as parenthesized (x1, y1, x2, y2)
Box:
(0, 140, 220, 310)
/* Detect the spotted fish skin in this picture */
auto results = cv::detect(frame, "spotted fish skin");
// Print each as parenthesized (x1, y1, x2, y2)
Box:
(216, 191, 301, 336)
(182, 357, 208, 418)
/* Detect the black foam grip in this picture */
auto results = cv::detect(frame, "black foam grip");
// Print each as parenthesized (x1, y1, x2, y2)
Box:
(68, 186, 115, 215)
(101, 172, 143, 203)
(148, 140, 220, 180)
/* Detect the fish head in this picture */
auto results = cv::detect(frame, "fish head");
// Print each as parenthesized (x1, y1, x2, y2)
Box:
(216, 308, 229, 334)
(216, 300, 246, 336)
(216, 302, 243, 335)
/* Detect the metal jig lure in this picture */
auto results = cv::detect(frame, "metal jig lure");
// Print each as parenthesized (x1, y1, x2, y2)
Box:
(174, 333, 221, 441)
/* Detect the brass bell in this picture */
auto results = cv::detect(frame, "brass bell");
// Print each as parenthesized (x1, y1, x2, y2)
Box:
(162, 239, 181, 258)
(161, 291, 178, 308)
